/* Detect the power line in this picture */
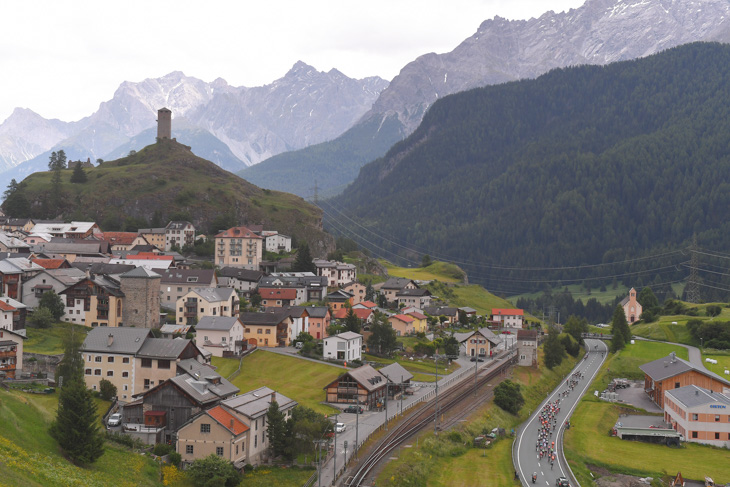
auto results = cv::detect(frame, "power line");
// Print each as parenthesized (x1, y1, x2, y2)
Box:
(318, 199, 686, 272)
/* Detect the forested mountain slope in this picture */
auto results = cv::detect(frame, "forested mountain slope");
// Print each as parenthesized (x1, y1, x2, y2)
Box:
(329, 43, 730, 290)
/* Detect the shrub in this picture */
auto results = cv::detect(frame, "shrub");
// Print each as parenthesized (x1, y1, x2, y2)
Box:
(99, 379, 117, 401)
(153, 443, 173, 456)
(494, 380, 524, 415)
(168, 451, 181, 467)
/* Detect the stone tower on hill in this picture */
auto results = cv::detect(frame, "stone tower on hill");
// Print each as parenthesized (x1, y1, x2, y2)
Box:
(157, 107, 171, 140)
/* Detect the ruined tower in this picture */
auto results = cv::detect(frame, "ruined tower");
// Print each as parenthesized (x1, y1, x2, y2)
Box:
(157, 107, 172, 140)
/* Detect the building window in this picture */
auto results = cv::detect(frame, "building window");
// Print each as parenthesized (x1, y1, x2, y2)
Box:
(715, 432, 720, 440)
(692, 431, 698, 438)
(201, 424, 211, 433)
(692, 413, 698, 421)
(266, 329, 271, 335)
(95, 356, 102, 362)
(106, 371, 113, 377)
(257, 329, 262, 334)
(158, 359, 170, 369)
(216, 447, 224, 456)
(108, 356, 114, 363)
(716, 415, 721, 422)
(186, 445, 193, 454)
(122, 357, 130, 364)
(123, 385, 128, 391)
(94, 369, 101, 376)
(141, 358, 152, 368)
(675, 382, 680, 388)
(85, 368, 91, 375)
(122, 371, 128, 378)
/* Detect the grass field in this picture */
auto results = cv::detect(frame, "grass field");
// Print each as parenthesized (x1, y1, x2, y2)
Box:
(509, 282, 686, 307)
(381, 260, 466, 283)
(376, 348, 583, 486)
(240, 466, 315, 486)
(363, 353, 460, 382)
(565, 397, 730, 483)
(594, 340, 689, 383)
(564, 340, 730, 484)
(212, 351, 342, 415)
(701, 349, 730, 377)
(24, 322, 91, 355)
(632, 318, 696, 345)
(0, 389, 162, 487)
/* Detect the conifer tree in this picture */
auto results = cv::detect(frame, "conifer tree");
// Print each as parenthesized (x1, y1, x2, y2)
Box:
(70, 161, 88, 183)
(344, 306, 361, 333)
(266, 400, 287, 458)
(610, 304, 630, 352)
(292, 244, 315, 273)
(49, 328, 104, 464)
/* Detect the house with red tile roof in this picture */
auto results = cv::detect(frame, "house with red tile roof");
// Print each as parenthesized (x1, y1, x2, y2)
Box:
(31, 258, 71, 269)
(388, 314, 415, 336)
(333, 307, 374, 324)
(259, 287, 300, 307)
(353, 300, 378, 310)
(491, 308, 524, 328)
(177, 405, 250, 468)
(0, 299, 16, 331)
(406, 311, 428, 333)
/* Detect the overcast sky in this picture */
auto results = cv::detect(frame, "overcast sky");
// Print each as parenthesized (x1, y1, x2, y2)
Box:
(0, 0, 586, 123)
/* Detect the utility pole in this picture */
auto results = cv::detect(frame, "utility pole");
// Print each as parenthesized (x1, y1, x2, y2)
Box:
(400, 375, 404, 416)
(332, 413, 338, 486)
(434, 355, 439, 434)
(355, 394, 359, 459)
(474, 355, 478, 396)
(686, 234, 701, 303)
(385, 382, 389, 431)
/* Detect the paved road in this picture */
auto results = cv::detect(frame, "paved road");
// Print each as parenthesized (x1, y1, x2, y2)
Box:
(515, 339, 608, 487)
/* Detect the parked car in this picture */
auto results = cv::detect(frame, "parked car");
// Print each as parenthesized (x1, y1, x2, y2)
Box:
(335, 422, 346, 433)
(470, 356, 485, 362)
(556, 477, 570, 487)
(344, 405, 364, 414)
(107, 413, 122, 427)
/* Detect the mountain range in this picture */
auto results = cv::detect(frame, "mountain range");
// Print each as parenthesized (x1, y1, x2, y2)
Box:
(242, 0, 730, 197)
(328, 42, 730, 296)
(0, 65, 387, 190)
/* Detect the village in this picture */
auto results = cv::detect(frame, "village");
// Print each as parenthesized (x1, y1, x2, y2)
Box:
(0, 218, 536, 466)
(0, 218, 728, 486)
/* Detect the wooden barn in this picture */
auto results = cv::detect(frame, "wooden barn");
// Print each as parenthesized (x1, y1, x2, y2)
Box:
(121, 359, 239, 444)
(324, 364, 387, 409)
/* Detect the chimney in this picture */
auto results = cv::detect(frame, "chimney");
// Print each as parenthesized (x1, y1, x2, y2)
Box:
(664, 361, 668, 368)
(230, 418, 234, 430)
(696, 390, 699, 396)
(107, 334, 114, 347)
(670, 352, 676, 363)
(271, 392, 276, 403)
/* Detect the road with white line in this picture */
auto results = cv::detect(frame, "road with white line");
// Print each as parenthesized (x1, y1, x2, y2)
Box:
(515, 339, 608, 486)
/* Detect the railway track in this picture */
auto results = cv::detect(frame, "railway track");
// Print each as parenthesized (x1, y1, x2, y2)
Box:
(345, 353, 517, 487)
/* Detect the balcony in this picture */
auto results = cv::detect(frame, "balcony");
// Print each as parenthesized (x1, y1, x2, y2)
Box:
(0, 363, 16, 371)
(97, 303, 109, 311)
(0, 350, 16, 359)
(183, 311, 197, 318)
